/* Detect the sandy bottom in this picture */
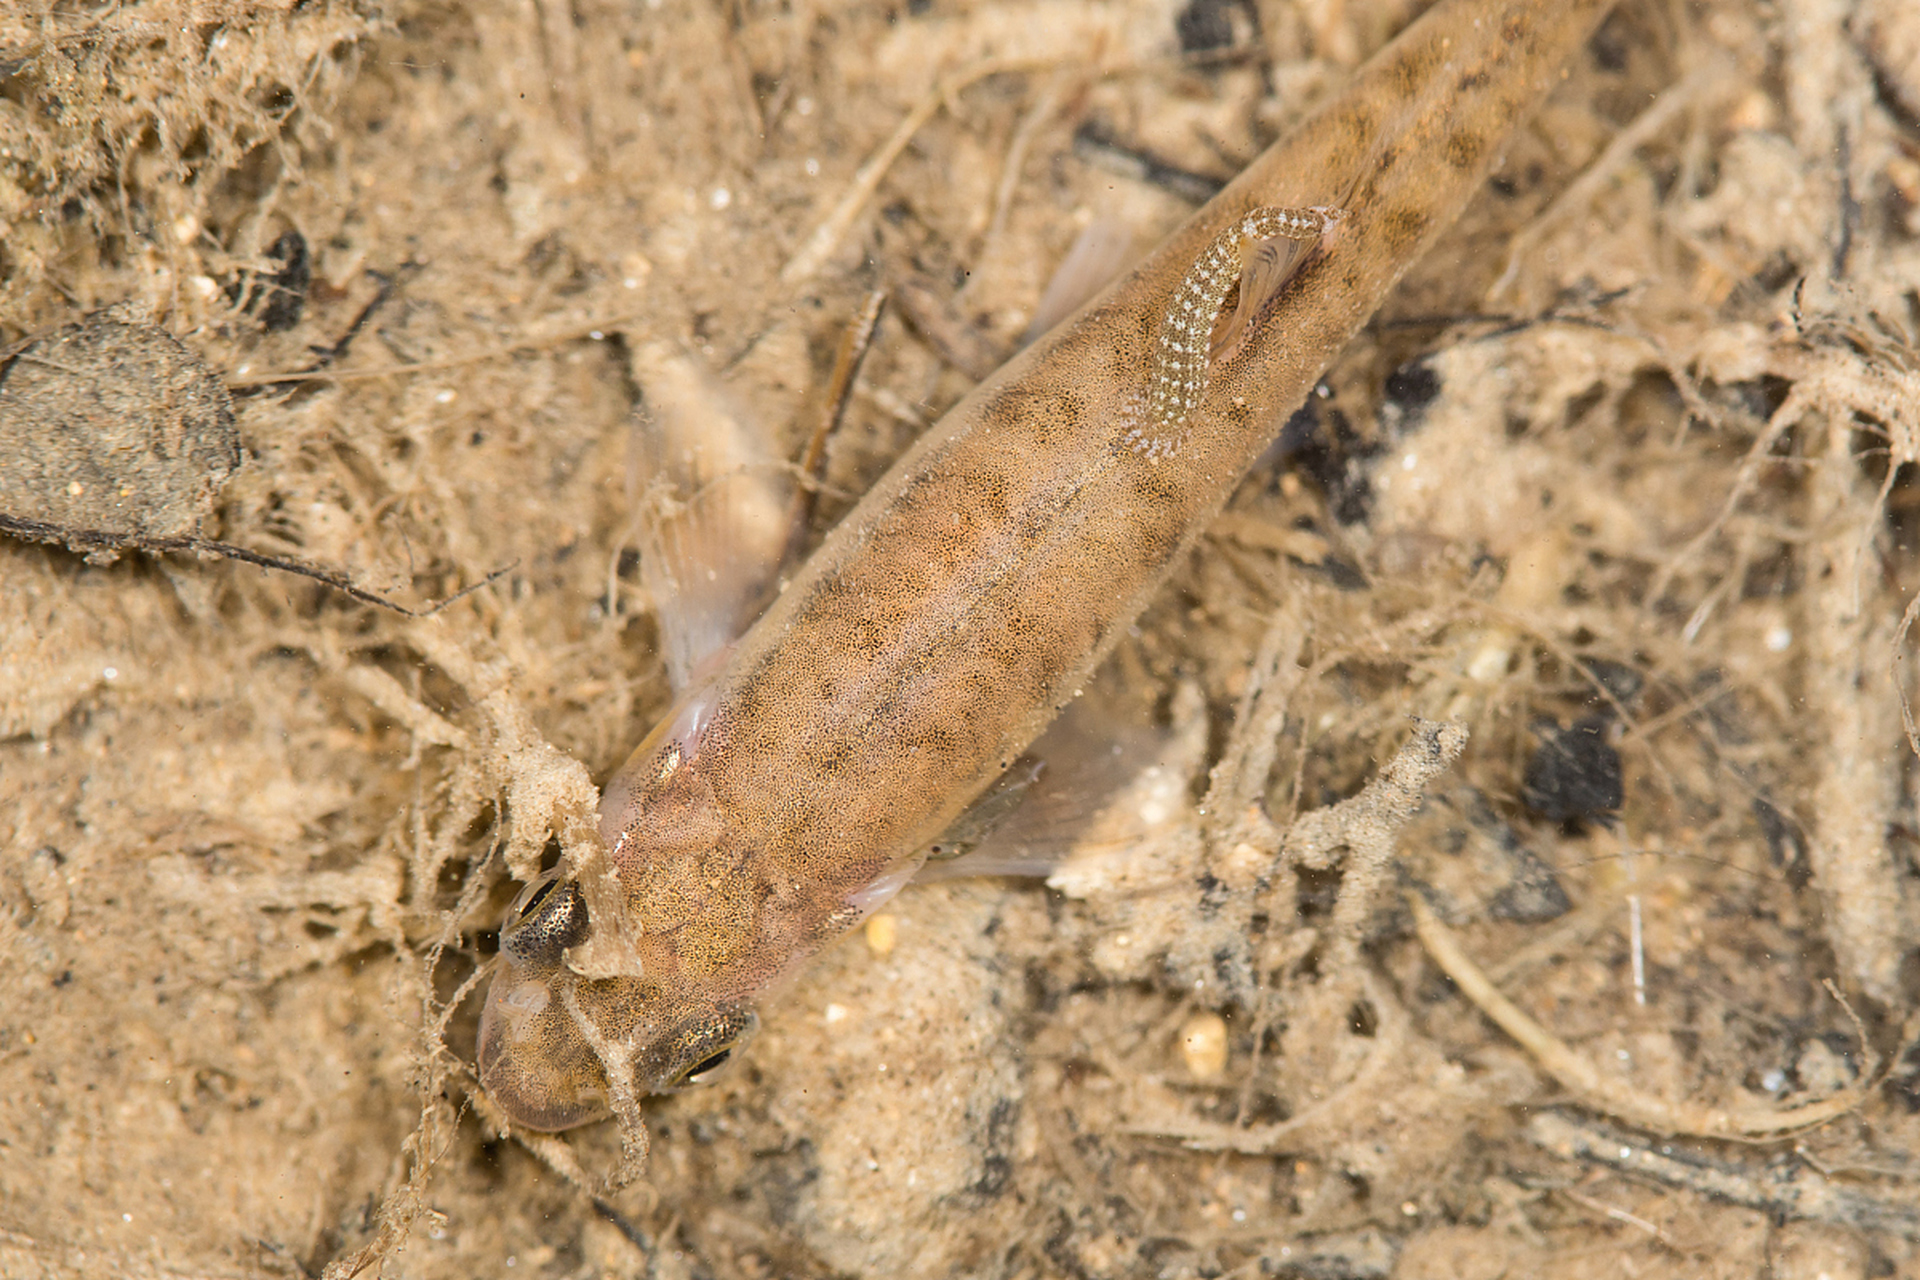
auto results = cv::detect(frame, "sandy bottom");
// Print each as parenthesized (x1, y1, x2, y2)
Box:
(5, 0, 1920, 1276)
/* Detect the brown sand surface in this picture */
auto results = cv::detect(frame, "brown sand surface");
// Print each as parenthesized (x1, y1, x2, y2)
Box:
(5, 1, 1920, 1276)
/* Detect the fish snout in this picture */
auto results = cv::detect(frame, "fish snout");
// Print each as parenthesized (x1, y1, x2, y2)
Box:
(476, 957, 610, 1131)
(477, 873, 608, 1131)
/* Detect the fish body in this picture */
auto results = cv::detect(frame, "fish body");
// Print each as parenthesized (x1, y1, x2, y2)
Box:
(478, 0, 1615, 1133)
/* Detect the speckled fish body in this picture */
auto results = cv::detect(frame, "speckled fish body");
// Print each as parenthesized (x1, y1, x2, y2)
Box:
(479, 0, 1616, 1132)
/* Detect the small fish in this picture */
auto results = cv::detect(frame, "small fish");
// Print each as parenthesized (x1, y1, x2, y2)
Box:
(477, 0, 1616, 1140)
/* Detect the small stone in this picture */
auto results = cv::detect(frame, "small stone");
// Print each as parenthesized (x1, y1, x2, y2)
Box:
(1180, 1011, 1229, 1080)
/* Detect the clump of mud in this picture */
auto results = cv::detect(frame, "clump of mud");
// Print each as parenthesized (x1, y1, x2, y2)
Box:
(0, 316, 239, 541)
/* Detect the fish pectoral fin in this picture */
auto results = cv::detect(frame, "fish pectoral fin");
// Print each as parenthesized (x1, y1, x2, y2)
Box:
(914, 682, 1210, 883)
(627, 338, 795, 694)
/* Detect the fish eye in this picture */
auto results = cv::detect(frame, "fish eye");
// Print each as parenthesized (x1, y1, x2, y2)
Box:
(518, 875, 559, 915)
(655, 1009, 758, 1092)
(502, 874, 589, 967)
(678, 1047, 733, 1086)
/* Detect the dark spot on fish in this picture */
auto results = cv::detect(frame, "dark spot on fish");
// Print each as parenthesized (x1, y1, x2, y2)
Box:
(1445, 128, 1485, 170)
(1380, 204, 1433, 251)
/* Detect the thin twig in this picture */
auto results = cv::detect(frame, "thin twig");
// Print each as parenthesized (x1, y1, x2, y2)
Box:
(0, 511, 512, 616)
(784, 290, 887, 565)
(1411, 893, 1872, 1137)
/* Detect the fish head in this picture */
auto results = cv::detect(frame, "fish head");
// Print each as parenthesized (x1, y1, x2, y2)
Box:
(476, 869, 758, 1132)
